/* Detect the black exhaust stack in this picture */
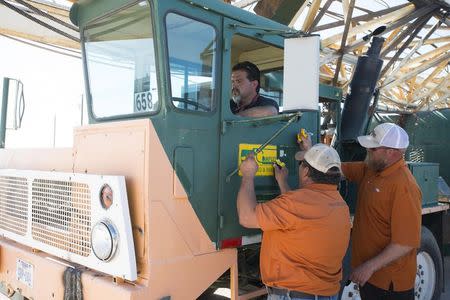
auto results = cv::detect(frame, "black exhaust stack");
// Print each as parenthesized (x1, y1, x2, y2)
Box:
(340, 35, 385, 141)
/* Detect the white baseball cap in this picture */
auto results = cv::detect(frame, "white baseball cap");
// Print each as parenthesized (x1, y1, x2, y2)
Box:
(295, 143, 342, 174)
(357, 123, 409, 149)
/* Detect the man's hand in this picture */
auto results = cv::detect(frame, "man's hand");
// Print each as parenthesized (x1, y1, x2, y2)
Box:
(349, 243, 414, 287)
(240, 153, 258, 178)
(349, 261, 376, 286)
(274, 164, 288, 183)
(274, 164, 291, 194)
(237, 106, 278, 117)
(297, 130, 312, 151)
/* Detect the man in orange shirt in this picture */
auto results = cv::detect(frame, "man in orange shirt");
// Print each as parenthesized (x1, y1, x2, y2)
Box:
(237, 144, 351, 300)
(341, 123, 422, 300)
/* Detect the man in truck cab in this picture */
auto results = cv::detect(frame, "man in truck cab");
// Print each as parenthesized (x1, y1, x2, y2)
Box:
(237, 144, 351, 300)
(230, 61, 279, 117)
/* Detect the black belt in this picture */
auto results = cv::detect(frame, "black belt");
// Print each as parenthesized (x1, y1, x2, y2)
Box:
(266, 286, 318, 299)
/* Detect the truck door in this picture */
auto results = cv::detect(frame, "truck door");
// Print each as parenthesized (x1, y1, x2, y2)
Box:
(217, 19, 320, 245)
(158, 1, 222, 245)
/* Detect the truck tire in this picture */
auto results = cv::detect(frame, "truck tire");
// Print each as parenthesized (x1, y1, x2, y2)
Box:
(340, 226, 443, 300)
(416, 226, 443, 300)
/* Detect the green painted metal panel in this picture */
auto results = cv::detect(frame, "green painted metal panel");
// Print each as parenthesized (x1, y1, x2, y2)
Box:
(408, 162, 439, 207)
(71, 0, 132, 27)
(319, 84, 342, 102)
(174, 147, 194, 197)
(217, 113, 319, 242)
(270, 0, 308, 25)
(372, 109, 450, 186)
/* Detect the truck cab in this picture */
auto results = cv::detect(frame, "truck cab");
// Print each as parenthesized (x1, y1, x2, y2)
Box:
(72, 0, 340, 255)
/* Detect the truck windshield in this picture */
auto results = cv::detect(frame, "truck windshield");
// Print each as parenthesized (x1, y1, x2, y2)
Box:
(83, 1, 159, 118)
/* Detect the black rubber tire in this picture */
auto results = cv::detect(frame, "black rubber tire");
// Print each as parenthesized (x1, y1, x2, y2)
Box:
(418, 226, 443, 300)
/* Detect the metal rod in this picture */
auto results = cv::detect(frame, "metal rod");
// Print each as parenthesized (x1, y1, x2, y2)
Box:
(0, 0, 80, 42)
(0, 78, 9, 148)
(225, 112, 300, 183)
(14, 0, 79, 32)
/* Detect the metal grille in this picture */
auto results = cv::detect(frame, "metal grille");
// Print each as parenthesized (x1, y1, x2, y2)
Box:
(408, 146, 425, 162)
(31, 179, 91, 257)
(0, 176, 28, 235)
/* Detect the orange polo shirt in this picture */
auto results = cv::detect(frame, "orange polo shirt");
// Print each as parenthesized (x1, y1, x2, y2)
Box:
(342, 159, 421, 291)
(255, 183, 351, 296)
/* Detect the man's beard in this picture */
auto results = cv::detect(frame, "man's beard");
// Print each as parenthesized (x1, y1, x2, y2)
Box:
(365, 153, 387, 172)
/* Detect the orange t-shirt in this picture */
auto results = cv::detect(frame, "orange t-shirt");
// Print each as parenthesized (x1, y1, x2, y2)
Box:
(255, 183, 351, 296)
(342, 159, 422, 291)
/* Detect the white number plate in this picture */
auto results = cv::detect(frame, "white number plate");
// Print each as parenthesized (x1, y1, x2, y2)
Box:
(16, 259, 33, 288)
(134, 91, 153, 112)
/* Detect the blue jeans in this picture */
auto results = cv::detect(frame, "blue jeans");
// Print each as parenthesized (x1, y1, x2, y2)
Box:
(267, 293, 338, 300)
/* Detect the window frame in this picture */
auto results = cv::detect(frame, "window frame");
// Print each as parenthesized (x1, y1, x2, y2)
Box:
(259, 66, 284, 109)
(163, 10, 219, 115)
(81, 0, 161, 122)
(223, 21, 285, 119)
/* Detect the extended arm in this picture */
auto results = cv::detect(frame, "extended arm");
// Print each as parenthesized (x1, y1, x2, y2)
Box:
(237, 153, 260, 228)
(350, 243, 414, 286)
(237, 106, 278, 117)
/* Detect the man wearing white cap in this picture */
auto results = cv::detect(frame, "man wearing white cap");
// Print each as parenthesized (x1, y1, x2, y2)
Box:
(338, 123, 420, 300)
(237, 144, 350, 300)
(342, 123, 422, 300)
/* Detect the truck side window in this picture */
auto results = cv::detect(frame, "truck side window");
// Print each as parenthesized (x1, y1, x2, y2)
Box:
(260, 69, 283, 108)
(84, 1, 158, 118)
(231, 35, 284, 112)
(165, 13, 216, 112)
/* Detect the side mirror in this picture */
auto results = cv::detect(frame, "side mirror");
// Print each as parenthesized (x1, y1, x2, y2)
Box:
(283, 35, 320, 112)
(0, 77, 25, 148)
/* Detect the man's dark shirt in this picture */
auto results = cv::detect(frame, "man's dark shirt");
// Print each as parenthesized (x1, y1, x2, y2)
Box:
(230, 95, 279, 115)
